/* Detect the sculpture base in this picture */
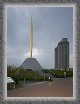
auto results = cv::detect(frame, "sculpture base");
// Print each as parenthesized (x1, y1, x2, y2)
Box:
(20, 58, 42, 71)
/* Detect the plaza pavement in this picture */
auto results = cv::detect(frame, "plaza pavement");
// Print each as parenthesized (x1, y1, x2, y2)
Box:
(7, 77, 73, 97)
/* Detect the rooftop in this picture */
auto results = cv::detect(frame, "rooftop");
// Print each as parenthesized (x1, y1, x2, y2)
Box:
(61, 38, 68, 42)
(7, 77, 15, 84)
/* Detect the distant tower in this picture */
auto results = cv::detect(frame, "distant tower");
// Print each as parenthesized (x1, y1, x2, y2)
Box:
(55, 38, 69, 70)
(55, 46, 58, 69)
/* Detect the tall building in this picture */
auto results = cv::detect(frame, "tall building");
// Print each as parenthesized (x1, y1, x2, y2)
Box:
(55, 38, 69, 70)
(55, 46, 58, 69)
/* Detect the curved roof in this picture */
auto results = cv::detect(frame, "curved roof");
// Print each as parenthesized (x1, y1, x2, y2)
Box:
(7, 77, 15, 84)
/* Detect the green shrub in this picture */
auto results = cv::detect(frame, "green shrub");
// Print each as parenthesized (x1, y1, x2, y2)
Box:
(47, 70, 73, 78)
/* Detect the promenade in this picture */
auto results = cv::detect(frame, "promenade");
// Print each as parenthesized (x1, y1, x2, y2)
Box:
(7, 78, 73, 97)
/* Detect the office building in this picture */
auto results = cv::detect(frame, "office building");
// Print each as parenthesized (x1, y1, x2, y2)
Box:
(55, 38, 69, 70)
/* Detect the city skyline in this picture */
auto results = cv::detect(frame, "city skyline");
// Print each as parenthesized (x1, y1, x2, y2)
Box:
(7, 6, 73, 69)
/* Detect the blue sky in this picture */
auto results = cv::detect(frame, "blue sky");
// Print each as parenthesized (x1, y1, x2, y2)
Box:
(7, 6, 73, 69)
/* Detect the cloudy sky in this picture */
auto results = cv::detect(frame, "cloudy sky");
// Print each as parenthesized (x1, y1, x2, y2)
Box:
(7, 6, 73, 69)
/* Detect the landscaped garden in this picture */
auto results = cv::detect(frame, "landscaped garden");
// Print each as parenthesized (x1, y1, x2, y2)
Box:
(42, 69, 73, 78)
(7, 65, 73, 89)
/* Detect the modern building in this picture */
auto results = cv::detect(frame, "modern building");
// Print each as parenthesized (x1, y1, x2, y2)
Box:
(55, 38, 69, 70)
(55, 46, 58, 69)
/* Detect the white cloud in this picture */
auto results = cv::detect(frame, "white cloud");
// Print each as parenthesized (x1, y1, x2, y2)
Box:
(24, 48, 39, 58)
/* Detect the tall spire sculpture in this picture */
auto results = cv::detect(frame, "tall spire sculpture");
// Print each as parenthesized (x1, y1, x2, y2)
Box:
(30, 16, 33, 58)
(20, 16, 43, 72)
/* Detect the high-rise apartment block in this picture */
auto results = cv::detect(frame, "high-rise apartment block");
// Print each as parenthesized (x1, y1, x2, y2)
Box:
(55, 38, 69, 70)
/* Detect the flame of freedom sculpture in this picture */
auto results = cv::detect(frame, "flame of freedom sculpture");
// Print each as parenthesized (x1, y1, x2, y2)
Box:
(30, 16, 33, 58)
(20, 16, 43, 71)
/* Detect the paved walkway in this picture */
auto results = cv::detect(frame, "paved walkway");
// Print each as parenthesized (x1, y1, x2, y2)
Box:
(7, 78, 73, 97)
